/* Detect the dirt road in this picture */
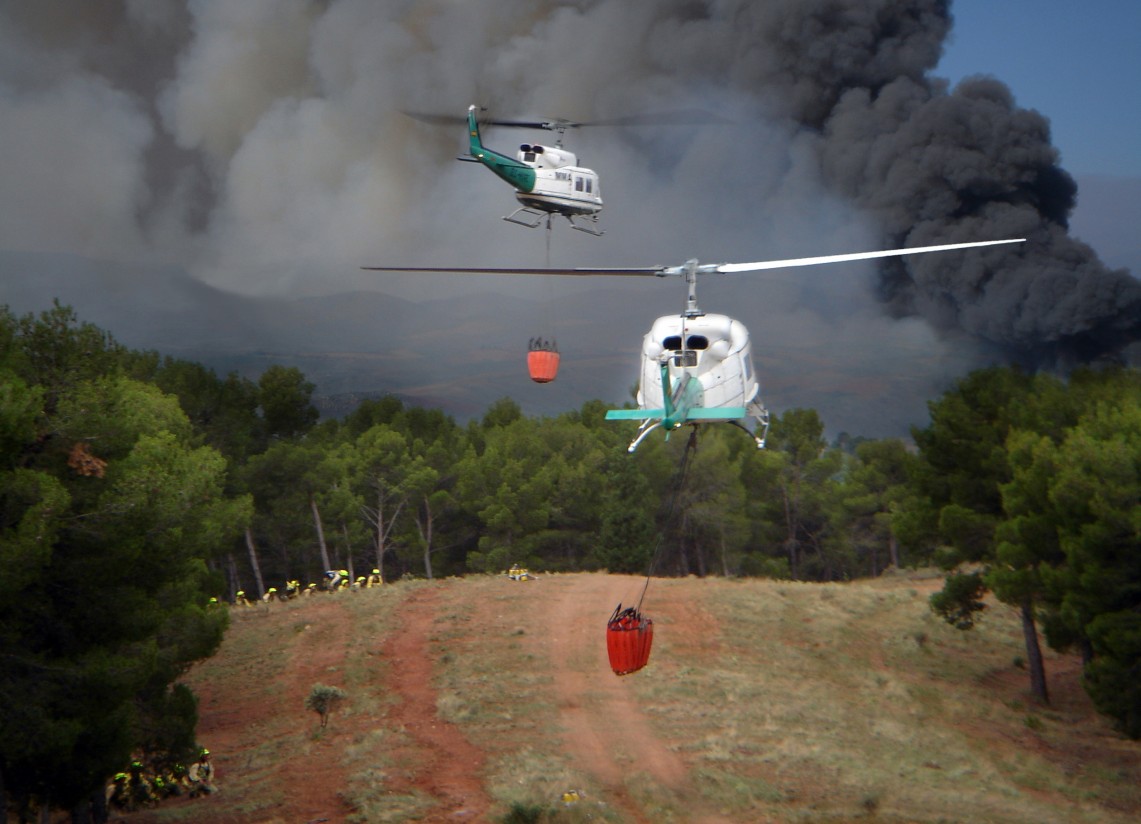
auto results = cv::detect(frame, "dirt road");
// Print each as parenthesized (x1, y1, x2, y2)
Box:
(543, 573, 734, 823)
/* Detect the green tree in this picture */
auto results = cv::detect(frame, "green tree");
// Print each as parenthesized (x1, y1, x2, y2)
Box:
(351, 425, 413, 581)
(10, 302, 126, 413)
(764, 408, 842, 580)
(593, 449, 657, 574)
(838, 438, 918, 575)
(673, 430, 749, 576)
(1035, 398, 1141, 733)
(0, 373, 244, 815)
(911, 367, 1062, 702)
(144, 356, 263, 461)
(258, 365, 318, 440)
(241, 440, 340, 586)
(458, 417, 554, 572)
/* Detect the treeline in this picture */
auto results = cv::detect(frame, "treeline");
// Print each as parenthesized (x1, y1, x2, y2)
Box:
(2, 304, 1139, 819)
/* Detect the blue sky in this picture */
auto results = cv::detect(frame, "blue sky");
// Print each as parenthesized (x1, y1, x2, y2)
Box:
(937, 0, 1141, 178)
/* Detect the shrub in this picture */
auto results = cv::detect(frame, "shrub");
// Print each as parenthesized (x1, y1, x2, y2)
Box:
(304, 683, 347, 729)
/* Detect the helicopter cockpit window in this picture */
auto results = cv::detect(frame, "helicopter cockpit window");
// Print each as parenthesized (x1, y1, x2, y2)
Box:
(686, 335, 709, 350)
(575, 177, 584, 192)
(672, 350, 698, 367)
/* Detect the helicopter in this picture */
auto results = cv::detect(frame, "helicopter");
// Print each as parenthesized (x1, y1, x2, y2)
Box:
(363, 237, 1025, 452)
(409, 104, 718, 235)
(404, 105, 606, 234)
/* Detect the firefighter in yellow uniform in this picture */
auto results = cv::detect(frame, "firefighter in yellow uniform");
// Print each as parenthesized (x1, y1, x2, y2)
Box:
(188, 749, 217, 796)
(366, 568, 382, 587)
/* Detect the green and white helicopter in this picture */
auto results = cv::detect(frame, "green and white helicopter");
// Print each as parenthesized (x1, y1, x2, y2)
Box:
(407, 105, 606, 234)
(364, 238, 1024, 452)
(410, 104, 721, 235)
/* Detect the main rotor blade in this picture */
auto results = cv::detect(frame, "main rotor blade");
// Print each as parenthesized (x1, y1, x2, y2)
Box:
(715, 238, 1025, 273)
(402, 111, 465, 126)
(361, 265, 664, 276)
(362, 239, 1026, 279)
(401, 110, 575, 131)
(402, 109, 728, 131)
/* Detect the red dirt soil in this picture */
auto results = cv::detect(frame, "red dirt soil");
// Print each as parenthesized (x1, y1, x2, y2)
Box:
(382, 585, 491, 820)
(114, 574, 727, 824)
(545, 574, 733, 824)
(107, 574, 1141, 824)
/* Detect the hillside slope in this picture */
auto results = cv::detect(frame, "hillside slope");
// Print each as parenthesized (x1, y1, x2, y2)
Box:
(124, 573, 1139, 823)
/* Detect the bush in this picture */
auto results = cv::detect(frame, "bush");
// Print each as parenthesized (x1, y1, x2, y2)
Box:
(304, 683, 347, 729)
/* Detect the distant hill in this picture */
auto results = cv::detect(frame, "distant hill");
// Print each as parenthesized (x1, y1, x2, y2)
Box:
(0, 249, 631, 421)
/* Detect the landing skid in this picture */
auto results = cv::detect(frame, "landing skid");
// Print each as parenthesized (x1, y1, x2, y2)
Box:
(503, 207, 604, 236)
(503, 207, 547, 228)
(625, 419, 664, 453)
(743, 401, 770, 449)
(622, 404, 769, 454)
(567, 215, 604, 236)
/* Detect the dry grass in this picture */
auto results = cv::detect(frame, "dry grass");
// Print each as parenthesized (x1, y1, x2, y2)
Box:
(159, 572, 1139, 824)
(627, 575, 1140, 822)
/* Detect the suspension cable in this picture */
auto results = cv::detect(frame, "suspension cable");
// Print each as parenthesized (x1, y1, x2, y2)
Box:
(635, 427, 700, 612)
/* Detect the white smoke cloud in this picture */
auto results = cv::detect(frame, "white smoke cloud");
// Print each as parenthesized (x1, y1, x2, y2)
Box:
(0, 72, 152, 258)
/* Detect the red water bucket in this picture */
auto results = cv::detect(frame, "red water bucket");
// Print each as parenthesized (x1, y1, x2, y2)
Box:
(606, 605, 654, 676)
(527, 349, 560, 383)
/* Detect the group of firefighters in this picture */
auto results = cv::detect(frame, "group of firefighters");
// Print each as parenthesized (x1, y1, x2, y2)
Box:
(232, 568, 384, 606)
(105, 749, 216, 812)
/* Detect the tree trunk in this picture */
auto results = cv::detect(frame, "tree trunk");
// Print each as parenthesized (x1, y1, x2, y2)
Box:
(361, 486, 404, 584)
(888, 532, 900, 569)
(225, 552, 240, 600)
(781, 485, 799, 579)
(373, 490, 387, 583)
(89, 787, 108, 824)
(310, 494, 332, 572)
(417, 495, 435, 580)
(70, 795, 93, 824)
(1021, 598, 1049, 704)
(245, 527, 266, 599)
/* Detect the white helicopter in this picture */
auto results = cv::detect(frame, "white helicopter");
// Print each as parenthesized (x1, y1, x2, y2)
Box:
(409, 105, 717, 235)
(363, 237, 1025, 452)
(405, 105, 605, 234)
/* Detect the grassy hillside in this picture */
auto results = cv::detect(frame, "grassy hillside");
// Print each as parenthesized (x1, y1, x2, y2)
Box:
(122, 572, 1140, 824)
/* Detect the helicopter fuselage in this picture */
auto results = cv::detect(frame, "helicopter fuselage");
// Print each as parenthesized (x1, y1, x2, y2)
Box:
(637, 313, 761, 417)
(513, 145, 602, 217)
(465, 105, 604, 231)
(604, 311, 770, 451)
